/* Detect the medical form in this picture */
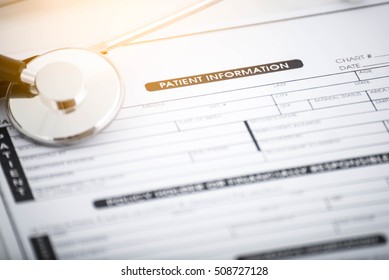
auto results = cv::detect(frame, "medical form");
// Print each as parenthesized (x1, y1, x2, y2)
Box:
(1, 1, 389, 259)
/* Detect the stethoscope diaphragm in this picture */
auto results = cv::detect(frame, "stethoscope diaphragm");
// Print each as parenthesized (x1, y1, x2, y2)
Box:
(5, 48, 124, 145)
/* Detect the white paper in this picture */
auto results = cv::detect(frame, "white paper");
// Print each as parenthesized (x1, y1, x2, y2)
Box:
(1, 1, 389, 259)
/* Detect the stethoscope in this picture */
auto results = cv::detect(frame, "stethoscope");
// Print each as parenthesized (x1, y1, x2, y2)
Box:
(0, 0, 220, 145)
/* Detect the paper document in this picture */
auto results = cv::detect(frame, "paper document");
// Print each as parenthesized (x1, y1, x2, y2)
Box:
(1, 2, 389, 259)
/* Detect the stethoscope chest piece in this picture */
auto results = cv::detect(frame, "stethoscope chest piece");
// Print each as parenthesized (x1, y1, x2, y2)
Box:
(5, 48, 124, 145)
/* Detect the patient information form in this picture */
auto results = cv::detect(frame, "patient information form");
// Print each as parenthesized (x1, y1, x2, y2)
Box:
(1, 2, 389, 259)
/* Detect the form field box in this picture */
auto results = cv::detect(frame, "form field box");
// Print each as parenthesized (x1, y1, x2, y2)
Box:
(310, 92, 369, 109)
(278, 100, 312, 114)
(367, 86, 389, 100)
(249, 102, 375, 130)
(265, 132, 389, 161)
(259, 122, 385, 150)
(357, 66, 389, 80)
(373, 98, 389, 110)
(177, 106, 279, 130)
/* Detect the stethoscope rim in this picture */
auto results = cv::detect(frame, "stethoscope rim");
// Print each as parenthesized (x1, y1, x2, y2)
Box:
(5, 48, 125, 146)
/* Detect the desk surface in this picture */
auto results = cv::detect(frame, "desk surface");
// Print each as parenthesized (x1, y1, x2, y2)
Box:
(0, 236, 6, 260)
(0, 0, 344, 58)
